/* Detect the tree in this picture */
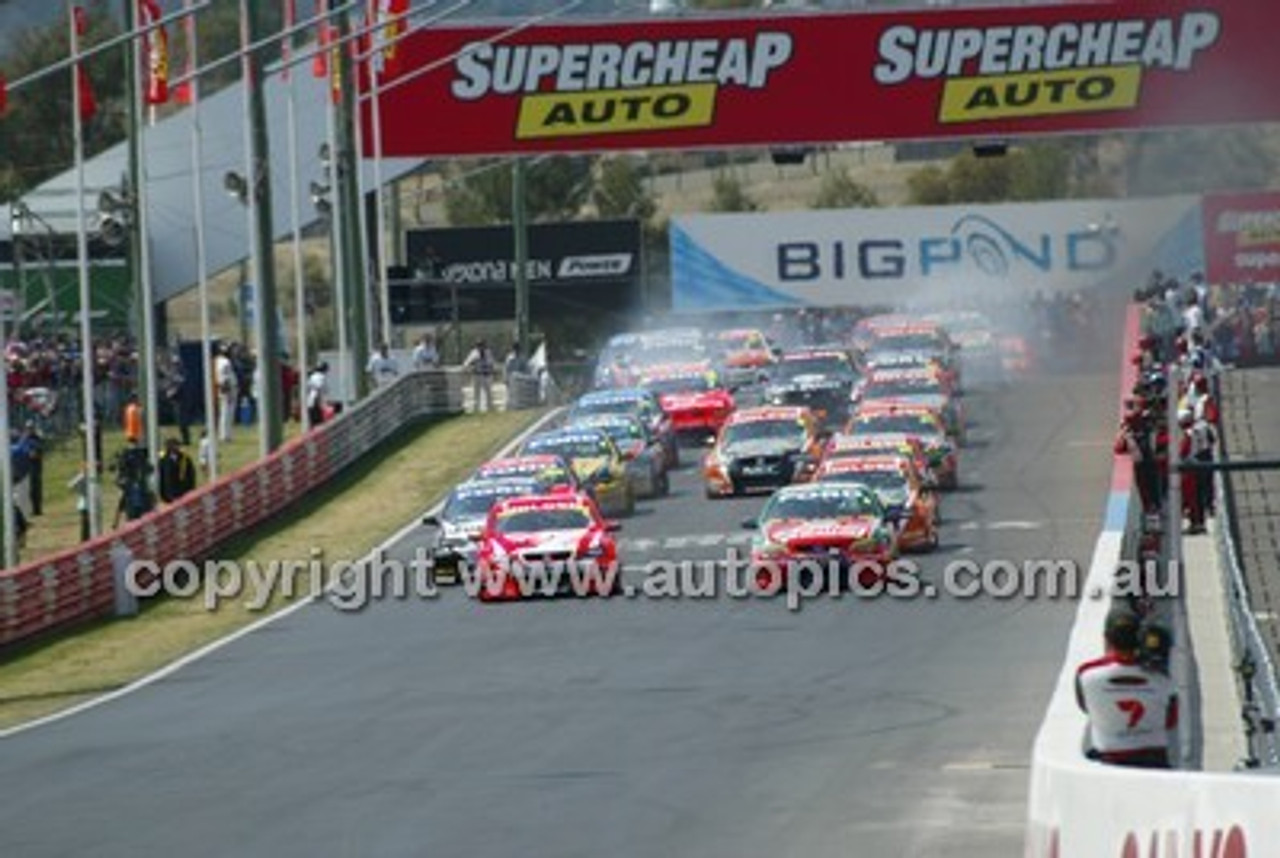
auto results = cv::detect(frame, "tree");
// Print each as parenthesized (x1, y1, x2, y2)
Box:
(811, 168, 880, 209)
(592, 156, 657, 222)
(906, 165, 950, 206)
(0, 9, 126, 200)
(1124, 128, 1279, 195)
(443, 156, 595, 226)
(708, 172, 759, 212)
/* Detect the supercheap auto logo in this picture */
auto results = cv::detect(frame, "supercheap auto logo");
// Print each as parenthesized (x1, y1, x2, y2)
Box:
(872, 12, 1221, 124)
(449, 33, 793, 139)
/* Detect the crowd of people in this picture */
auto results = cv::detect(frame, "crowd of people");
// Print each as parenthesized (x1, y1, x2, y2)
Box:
(1080, 271, 1233, 770)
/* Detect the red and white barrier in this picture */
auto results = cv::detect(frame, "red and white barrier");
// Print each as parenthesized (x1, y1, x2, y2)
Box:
(0, 369, 462, 649)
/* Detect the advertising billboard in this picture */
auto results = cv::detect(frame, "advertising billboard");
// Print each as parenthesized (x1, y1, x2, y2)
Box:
(396, 219, 642, 323)
(670, 197, 1201, 309)
(362, 1, 1280, 156)
(1202, 190, 1280, 284)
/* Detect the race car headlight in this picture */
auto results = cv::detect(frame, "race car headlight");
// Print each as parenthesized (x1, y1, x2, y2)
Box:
(752, 535, 785, 557)
(584, 543, 608, 558)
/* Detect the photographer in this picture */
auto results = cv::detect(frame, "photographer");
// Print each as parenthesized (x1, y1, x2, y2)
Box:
(111, 440, 156, 528)
(1076, 608, 1178, 769)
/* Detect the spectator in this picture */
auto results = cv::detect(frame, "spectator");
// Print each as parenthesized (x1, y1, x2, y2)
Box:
(162, 352, 191, 445)
(197, 429, 211, 481)
(214, 345, 237, 442)
(157, 437, 197, 504)
(1076, 608, 1177, 769)
(366, 342, 400, 389)
(111, 439, 155, 528)
(412, 332, 439, 369)
(1115, 409, 1160, 513)
(122, 393, 143, 444)
(17, 421, 43, 516)
(68, 465, 90, 541)
(307, 361, 330, 427)
(462, 339, 495, 412)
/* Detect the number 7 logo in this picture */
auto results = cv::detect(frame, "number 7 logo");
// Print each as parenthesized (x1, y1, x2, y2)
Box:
(1117, 698, 1146, 729)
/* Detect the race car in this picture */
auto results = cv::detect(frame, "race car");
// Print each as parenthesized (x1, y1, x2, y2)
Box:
(471, 454, 582, 494)
(568, 388, 678, 469)
(563, 413, 670, 498)
(865, 321, 961, 391)
(744, 482, 900, 590)
(639, 363, 736, 441)
(858, 368, 965, 444)
(820, 432, 936, 488)
(715, 328, 777, 388)
(424, 477, 546, 583)
(762, 349, 859, 433)
(814, 455, 939, 551)
(924, 310, 1003, 382)
(474, 493, 620, 602)
(703, 405, 823, 497)
(848, 403, 958, 489)
(519, 427, 637, 516)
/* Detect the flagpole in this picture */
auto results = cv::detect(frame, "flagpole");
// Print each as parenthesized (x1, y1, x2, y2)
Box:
(370, 4, 392, 348)
(187, 0, 218, 479)
(284, 4, 309, 431)
(0, 263, 15, 566)
(237, 0, 263, 455)
(350, 27, 374, 368)
(131, 0, 161, 480)
(323, 3, 349, 402)
(70, 5, 101, 538)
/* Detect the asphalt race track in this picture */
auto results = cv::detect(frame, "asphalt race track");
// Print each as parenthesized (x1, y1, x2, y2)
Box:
(1, 368, 1116, 858)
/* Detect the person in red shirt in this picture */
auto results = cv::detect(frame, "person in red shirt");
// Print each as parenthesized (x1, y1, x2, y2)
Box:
(1076, 608, 1178, 769)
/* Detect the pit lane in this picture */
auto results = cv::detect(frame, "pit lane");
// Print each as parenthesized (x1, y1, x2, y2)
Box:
(0, 369, 1115, 858)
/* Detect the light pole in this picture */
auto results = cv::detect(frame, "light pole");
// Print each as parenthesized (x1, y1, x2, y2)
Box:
(512, 159, 530, 362)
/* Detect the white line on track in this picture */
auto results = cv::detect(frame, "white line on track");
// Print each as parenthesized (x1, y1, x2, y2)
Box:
(0, 408, 565, 740)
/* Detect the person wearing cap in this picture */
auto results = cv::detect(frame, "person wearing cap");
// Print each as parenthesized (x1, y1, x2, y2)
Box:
(1076, 607, 1178, 769)
(462, 339, 495, 412)
(157, 437, 196, 504)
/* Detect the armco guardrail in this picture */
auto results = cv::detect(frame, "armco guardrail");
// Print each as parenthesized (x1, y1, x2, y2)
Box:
(0, 368, 463, 650)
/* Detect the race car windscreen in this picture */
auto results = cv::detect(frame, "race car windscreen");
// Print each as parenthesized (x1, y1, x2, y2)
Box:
(854, 414, 942, 437)
(761, 488, 879, 521)
(772, 357, 854, 382)
(525, 435, 613, 460)
(820, 470, 908, 496)
(496, 507, 592, 533)
(864, 378, 944, 397)
(723, 419, 805, 446)
(444, 484, 531, 519)
(632, 345, 706, 367)
(873, 333, 944, 353)
(592, 420, 646, 445)
(643, 375, 713, 396)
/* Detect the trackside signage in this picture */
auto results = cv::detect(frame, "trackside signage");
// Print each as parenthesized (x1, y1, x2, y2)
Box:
(1202, 191, 1280, 284)
(361, 1, 1280, 156)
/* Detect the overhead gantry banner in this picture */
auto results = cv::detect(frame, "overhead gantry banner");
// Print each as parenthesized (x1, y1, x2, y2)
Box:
(362, 0, 1280, 156)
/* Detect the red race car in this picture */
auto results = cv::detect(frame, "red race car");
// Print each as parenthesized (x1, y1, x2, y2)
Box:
(474, 494, 621, 602)
(744, 482, 900, 591)
(639, 363, 736, 441)
(815, 455, 939, 552)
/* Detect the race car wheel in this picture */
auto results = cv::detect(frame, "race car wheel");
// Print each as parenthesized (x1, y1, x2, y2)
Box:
(623, 485, 636, 516)
(667, 443, 680, 470)
(656, 468, 670, 497)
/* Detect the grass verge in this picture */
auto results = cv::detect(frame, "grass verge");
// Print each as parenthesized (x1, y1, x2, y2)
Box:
(0, 409, 548, 730)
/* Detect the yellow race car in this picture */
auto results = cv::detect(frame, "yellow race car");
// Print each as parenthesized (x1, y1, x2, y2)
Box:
(519, 427, 636, 517)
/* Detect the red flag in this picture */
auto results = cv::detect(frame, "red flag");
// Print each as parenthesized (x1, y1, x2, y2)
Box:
(72, 7, 96, 122)
(173, 0, 195, 106)
(376, 0, 408, 79)
(0, 74, 8, 117)
(313, 0, 330, 79)
(281, 0, 296, 82)
(139, 0, 169, 105)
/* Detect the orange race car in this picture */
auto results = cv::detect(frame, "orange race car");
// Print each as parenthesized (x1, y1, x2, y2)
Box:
(704, 405, 823, 497)
(815, 455, 939, 552)
(820, 432, 936, 488)
(848, 402, 958, 489)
